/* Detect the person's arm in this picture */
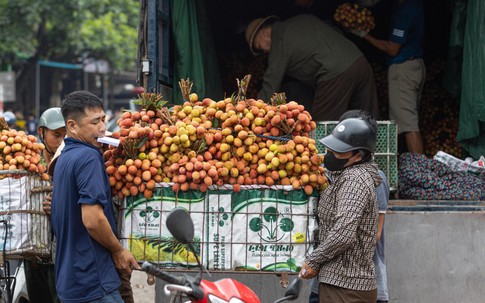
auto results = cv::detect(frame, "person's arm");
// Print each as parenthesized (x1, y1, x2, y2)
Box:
(305, 177, 371, 271)
(258, 33, 290, 101)
(81, 204, 139, 271)
(375, 171, 389, 242)
(376, 212, 385, 241)
(353, 3, 410, 58)
(43, 192, 53, 215)
(362, 34, 402, 57)
(258, 60, 288, 101)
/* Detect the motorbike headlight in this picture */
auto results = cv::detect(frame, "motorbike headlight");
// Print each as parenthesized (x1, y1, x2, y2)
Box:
(207, 294, 246, 303)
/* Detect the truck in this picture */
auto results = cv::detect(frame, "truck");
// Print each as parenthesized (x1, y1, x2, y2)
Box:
(135, 0, 485, 302)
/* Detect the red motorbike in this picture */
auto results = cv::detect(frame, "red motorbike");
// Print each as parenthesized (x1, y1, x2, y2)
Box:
(141, 208, 302, 303)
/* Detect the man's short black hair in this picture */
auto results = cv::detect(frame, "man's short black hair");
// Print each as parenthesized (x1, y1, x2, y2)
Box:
(61, 90, 104, 122)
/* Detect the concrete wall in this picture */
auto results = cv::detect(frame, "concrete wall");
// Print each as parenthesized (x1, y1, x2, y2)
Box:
(155, 210, 485, 302)
(385, 211, 485, 302)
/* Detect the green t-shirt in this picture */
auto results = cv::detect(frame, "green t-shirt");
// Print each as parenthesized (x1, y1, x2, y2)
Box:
(259, 14, 363, 101)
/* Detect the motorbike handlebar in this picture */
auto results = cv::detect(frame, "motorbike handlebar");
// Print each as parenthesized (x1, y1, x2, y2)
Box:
(141, 261, 187, 285)
(140, 261, 205, 300)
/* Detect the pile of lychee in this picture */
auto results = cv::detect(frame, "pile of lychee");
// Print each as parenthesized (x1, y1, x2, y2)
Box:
(334, 2, 375, 32)
(0, 128, 48, 180)
(105, 93, 329, 199)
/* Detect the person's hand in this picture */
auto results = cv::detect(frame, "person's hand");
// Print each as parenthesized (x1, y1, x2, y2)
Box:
(349, 29, 368, 38)
(298, 262, 318, 279)
(112, 248, 141, 273)
(42, 192, 53, 215)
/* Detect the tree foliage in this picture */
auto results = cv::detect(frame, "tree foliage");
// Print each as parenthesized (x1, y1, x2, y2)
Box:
(0, 0, 139, 72)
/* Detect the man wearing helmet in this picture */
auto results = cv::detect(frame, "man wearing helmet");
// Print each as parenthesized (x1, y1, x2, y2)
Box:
(2, 111, 18, 130)
(299, 116, 382, 303)
(37, 108, 67, 165)
(23, 107, 66, 303)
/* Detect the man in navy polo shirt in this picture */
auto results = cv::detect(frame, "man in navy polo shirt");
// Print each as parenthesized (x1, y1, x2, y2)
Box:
(51, 90, 139, 303)
(351, 0, 426, 154)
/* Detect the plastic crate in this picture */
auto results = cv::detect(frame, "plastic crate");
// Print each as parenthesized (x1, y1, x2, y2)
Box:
(311, 121, 398, 191)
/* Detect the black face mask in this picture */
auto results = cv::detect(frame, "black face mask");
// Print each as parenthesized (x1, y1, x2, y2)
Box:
(323, 152, 352, 171)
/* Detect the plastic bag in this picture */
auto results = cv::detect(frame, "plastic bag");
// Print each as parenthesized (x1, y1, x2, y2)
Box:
(434, 151, 485, 180)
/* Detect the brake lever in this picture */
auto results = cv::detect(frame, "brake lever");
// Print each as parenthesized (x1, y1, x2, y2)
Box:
(164, 284, 194, 296)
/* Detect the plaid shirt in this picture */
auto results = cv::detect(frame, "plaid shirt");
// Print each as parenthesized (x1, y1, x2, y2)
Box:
(306, 162, 380, 291)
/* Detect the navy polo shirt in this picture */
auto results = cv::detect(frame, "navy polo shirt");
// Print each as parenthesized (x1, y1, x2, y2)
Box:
(387, 0, 424, 65)
(51, 137, 120, 303)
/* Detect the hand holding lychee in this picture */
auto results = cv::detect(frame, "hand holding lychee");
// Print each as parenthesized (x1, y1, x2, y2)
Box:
(334, 2, 375, 32)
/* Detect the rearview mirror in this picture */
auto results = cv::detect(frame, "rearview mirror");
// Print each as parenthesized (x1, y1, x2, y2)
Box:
(166, 208, 194, 244)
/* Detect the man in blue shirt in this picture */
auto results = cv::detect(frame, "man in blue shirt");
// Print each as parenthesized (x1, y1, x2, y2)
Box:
(51, 90, 139, 303)
(352, 0, 426, 154)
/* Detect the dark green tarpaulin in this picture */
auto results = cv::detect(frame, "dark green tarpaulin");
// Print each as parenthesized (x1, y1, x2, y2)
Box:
(442, 0, 467, 98)
(170, 0, 223, 104)
(456, 0, 485, 159)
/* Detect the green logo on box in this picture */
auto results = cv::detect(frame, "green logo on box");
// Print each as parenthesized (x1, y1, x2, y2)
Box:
(249, 206, 294, 242)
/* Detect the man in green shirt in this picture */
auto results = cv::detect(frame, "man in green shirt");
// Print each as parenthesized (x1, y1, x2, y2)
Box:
(245, 14, 379, 121)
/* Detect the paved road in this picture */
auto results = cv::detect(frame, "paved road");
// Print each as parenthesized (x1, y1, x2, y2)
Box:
(132, 270, 156, 303)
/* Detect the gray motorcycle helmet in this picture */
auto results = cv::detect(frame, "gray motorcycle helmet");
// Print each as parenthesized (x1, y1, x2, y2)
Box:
(319, 118, 376, 153)
(38, 107, 65, 130)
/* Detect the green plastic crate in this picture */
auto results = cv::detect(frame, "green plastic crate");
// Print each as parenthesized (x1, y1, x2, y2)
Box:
(311, 121, 398, 191)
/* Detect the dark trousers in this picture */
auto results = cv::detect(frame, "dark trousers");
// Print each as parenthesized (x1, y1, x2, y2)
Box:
(26, 261, 133, 303)
(310, 291, 319, 303)
(317, 283, 377, 303)
(312, 56, 380, 122)
(117, 269, 134, 303)
(24, 259, 59, 303)
(311, 291, 386, 303)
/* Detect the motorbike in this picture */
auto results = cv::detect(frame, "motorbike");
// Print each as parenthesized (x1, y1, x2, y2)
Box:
(140, 207, 303, 303)
(0, 218, 29, 303)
